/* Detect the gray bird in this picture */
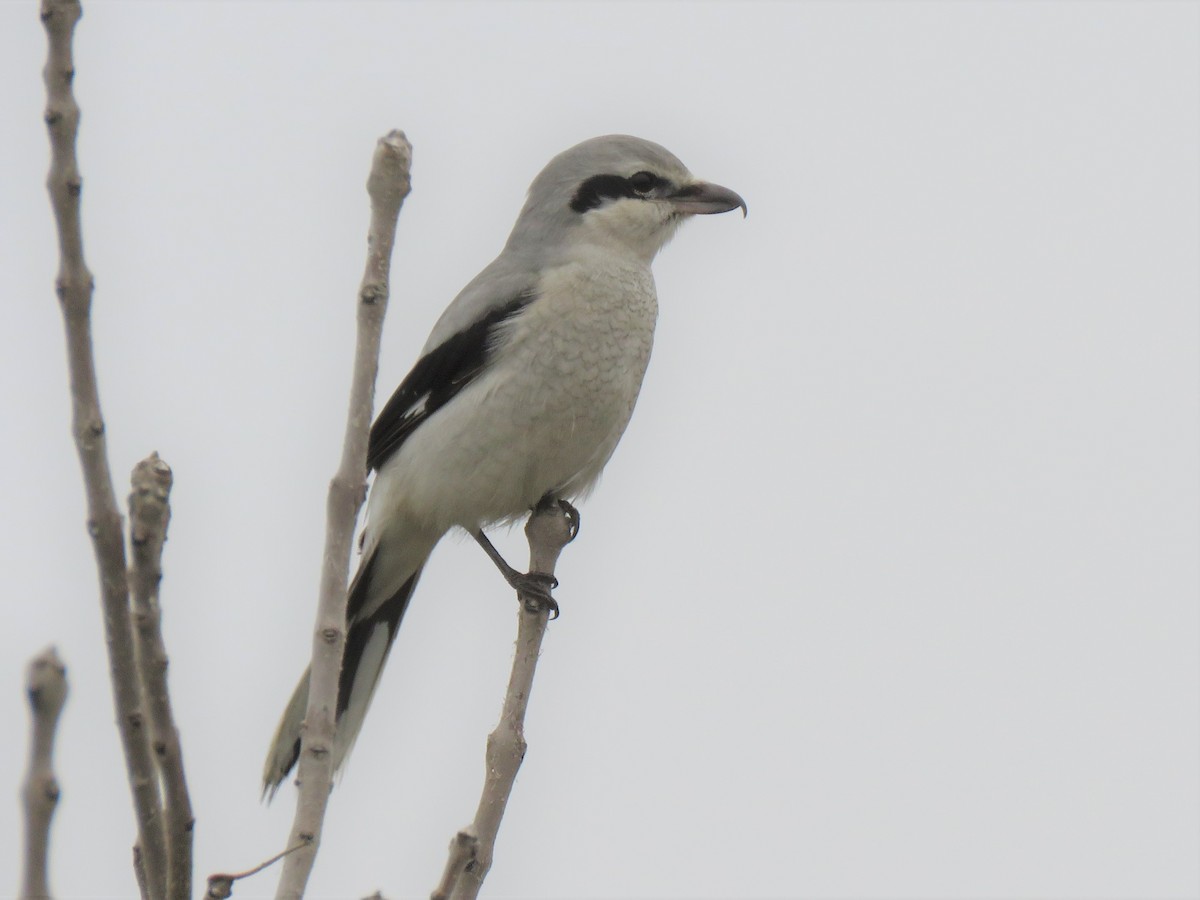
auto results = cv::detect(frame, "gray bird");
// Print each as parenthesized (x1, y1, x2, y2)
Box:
(263, 134, 745, 796)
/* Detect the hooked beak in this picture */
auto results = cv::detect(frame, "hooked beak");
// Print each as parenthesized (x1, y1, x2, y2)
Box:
(668, 181, 748, 217)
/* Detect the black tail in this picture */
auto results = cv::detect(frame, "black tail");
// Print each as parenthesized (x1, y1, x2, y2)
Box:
(262, 554, 423, 799)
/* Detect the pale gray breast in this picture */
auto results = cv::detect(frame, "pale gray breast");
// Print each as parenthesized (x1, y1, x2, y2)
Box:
(501, 258, 659, 496)
(367, 259, 659, 532)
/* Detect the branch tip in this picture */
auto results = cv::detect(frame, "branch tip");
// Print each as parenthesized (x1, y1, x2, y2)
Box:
(26, 647, 68, 713)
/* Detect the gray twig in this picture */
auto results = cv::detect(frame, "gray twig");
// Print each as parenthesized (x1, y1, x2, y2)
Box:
(20, 648, 69, 900)
(40, 2, 165, 896)
(129, 453, 193, 899)
(274, 130, 412, 900)
(206, 842, 306, 900)
(444, 501, 576, 900)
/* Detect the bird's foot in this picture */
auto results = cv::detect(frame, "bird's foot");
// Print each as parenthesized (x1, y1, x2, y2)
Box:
(472, 528, 561, 619)
(507, 570, 560, 619)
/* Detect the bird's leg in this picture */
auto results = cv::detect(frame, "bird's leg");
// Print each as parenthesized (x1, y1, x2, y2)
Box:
(472, 498, 579, 618)
(472, 529, 561, 618)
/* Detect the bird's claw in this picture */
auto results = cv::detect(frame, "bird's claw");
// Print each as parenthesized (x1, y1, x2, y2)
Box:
(557, 499, 581, 543)
(534, 494, 581, 543)
(526, 594, 560, 620)
(509, 571, 560, 619)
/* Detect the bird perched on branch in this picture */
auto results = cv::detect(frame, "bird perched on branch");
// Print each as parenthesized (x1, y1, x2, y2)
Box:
(263, 134, 745, 796)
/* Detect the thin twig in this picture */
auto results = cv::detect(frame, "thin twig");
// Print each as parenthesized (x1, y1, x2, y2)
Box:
(129, 453, 193, 899)
(40, 2, 165, 896)
(274, 130, 412, 900)
(20, 647, 69, 900)
(444, 500, 576, 900)
(206, 842, 307, 900)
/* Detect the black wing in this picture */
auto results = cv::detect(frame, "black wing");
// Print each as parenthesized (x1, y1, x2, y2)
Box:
(367, 292, 535, 472)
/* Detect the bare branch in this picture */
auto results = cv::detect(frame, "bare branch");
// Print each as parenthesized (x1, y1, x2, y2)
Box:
(40, 2, 166, 895)
(274, 130, 412, 900)
(20, 647, 69, 900)
(444, 500, 576, 900)
(129, 453, 193, 899)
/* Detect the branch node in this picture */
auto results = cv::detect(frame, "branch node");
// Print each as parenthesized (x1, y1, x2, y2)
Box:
(431, 829, 479, 900)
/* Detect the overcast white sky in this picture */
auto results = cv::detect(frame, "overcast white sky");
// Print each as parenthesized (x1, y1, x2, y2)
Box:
(1, 2, 1197, 899)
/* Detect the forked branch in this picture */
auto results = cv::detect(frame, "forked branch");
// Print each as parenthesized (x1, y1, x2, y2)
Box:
(40, 2, 170, 896)
(129, 453, 192, 898)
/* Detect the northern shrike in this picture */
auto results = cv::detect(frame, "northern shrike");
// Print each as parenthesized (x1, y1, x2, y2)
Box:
(263, 134, 745, 795)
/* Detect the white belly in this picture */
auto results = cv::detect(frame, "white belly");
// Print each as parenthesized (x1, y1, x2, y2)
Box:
(368, 257, 658, 539)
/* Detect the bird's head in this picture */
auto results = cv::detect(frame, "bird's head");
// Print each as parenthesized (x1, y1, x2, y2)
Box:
(505, 135, 746, 265)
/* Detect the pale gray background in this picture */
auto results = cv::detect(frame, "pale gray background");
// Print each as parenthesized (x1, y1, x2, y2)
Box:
(2, 2, 1197, 898)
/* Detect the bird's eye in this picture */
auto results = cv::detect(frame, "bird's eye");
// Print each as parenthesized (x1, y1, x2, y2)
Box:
(628, 171, 657, 195)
